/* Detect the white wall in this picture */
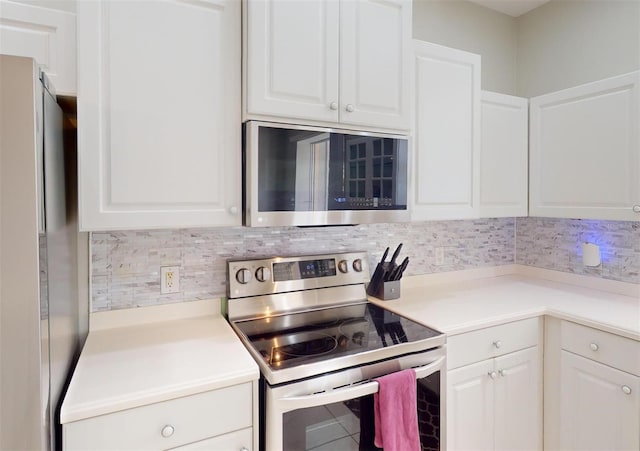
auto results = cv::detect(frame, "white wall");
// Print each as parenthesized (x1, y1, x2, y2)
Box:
(413, 0, 518, 94)
(516, 0, 640, 97)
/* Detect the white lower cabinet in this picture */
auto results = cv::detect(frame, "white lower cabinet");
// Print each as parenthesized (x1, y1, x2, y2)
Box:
(446, 318, 542, 450)
(558, 321, 640, 451)
(63, 382, 254, 450)
(448, 347, 541, 450)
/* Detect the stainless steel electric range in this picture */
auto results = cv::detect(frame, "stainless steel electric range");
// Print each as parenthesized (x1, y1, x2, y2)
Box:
(226, 252, 446, 451)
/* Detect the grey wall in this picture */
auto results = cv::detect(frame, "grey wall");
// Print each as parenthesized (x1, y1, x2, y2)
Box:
(516, 0, 640, 97)
(413, 0, 640, 97)
(413, 0, 519, 94)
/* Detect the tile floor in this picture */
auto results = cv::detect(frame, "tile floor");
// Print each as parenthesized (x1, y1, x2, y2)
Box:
(284, 402, 361, 450)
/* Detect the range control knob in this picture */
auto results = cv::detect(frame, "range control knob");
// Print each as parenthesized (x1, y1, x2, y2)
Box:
(352, 259, 363, 272)
(235, 268, 252, 284)
(255, 266, 271, 282)
(338, 260, 349, 273)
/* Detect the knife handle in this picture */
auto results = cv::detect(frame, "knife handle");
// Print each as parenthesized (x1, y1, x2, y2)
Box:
(380, 247, 390, 264)
(389, 243, 403, 266)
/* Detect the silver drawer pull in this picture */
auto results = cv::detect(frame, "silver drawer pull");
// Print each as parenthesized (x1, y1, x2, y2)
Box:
(161, 425, 175, 438)
(488, 371, 497, 379)
(622, 385, 632, 395)
(589, 343, 599, 351)
(498, 369, 507, 377)
(493, 340, 502, 349)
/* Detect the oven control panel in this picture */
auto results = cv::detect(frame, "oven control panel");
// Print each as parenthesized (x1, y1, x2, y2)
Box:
(227, 252, 370, 299)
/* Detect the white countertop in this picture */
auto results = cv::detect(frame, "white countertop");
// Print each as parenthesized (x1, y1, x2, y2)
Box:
(60, 300, 259, 424)
(369, 266, 640, 341)
(62, 266, 639, 424)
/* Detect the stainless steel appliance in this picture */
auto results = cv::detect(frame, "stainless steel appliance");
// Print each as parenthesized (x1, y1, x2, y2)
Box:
(226, 252, 445, 450)
(0, 55, 85, 450)
(244, 121, 409, 227)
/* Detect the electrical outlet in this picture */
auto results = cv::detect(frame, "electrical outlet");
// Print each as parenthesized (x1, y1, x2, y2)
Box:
(161, 266, 180, 294)
(435, 247, 445, 266)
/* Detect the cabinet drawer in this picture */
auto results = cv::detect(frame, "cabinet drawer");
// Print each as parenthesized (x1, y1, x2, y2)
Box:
(561, 321, 640, 375)
(447, 318, 540, 370)
(170, 426, 253, 450)
(64, 382, 253, 450)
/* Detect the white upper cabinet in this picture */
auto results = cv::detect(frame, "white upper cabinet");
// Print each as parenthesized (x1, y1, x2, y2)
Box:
(245, 0, 339, 123)
(411, 40, 481, 221)
(78, 0, 241, 231)
(0, 0, 76, 94)
(479, 91, 528, 218)
(338, 0, 411, 130)
(529, 71, 640, 221)
(244, 0, 411, 131)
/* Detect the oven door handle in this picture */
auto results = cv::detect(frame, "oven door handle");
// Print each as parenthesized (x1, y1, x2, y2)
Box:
(278, 356, 445, 412)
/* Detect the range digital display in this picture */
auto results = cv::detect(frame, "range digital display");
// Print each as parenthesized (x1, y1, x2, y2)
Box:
(273, 258, 336, 281)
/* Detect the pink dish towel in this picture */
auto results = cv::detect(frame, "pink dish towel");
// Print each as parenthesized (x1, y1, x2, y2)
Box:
(374, 368, 421, 451)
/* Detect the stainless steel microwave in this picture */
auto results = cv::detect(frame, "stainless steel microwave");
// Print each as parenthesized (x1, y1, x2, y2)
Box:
(244, 121, 409, 227)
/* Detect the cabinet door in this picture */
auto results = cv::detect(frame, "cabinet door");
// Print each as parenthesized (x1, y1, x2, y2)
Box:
(494, 347, 542, 451)
(339, 0, 411, 130)
(479, 91, 528, 218)
(0, 1, 76, 94)
(412, 41, 481, 221)
(560, 351, 640, 451)
(245, 0, 339, 123)
(78, 0, 241, 230)
(447, 359, 494, 450)
(530, 71, 640, 220)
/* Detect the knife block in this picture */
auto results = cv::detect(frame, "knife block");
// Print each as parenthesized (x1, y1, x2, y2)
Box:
(369, 280, 401, 301)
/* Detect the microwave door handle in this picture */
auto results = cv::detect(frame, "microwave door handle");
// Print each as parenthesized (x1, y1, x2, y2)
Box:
(278, 356, 446, 412)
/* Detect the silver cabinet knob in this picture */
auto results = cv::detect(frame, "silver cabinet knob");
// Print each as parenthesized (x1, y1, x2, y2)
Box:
(498, 369, 507, 377)
(493, 340, 502, 349)
(161, 425, 175, 438)
(488, 371, 497, 379)
(589, 343, 599, 351)
(329, 101, 338, 110)
(622, 385, 632, 395)
(345, 104, 355, 112)
(633, 205, 640, 213)
(240, 448, 249, 451)
(229, 206, 239, 215)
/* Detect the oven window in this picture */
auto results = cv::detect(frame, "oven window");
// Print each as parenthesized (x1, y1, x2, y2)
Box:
(281, 372, 440, 451)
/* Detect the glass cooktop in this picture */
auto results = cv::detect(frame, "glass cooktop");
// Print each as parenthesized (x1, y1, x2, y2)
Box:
(232, 302, 444, 373)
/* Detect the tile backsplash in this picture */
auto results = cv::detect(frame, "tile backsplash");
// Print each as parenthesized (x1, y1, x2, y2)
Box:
(91, 217, 639, 312)
(91, 218, 515, 311)
(516, 217, 639, 284)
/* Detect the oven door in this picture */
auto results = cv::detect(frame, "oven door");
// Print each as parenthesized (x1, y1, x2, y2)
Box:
(265, 348, 446, 451)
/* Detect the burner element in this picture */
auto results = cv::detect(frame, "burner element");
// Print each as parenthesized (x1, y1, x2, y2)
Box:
(270, 333, 337, 365)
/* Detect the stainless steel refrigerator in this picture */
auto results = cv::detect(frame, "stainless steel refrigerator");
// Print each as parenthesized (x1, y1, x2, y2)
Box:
(0, 55, 86, 450)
